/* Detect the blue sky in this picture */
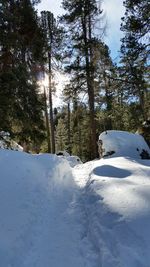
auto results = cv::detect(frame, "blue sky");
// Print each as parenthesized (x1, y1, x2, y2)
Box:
(37, 0, 125, 62)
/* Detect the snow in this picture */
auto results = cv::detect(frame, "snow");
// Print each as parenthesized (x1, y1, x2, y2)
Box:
(0, 130, 150, 267)
(74, 157, 150, 267)
(99, 130, 150, 158)
(62, 155, 83, 167)
(56, 151, 83, 167)
(0, 150, 95, 267)
(0, 131, 23, 151)
(56, 150, 70, 157)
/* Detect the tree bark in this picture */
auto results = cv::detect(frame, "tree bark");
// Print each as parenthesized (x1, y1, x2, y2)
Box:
(48, 50, 55, 154)
(67, 102, 71, 154)
(81, 11, 97, 159)
(44, 86, 51, 153)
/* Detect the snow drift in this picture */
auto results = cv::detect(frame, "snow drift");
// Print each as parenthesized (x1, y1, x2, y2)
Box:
(0, 131, 23, 151)
(56, 151, 83, 167)
(99, 130, 150, 159)
(81, 157, 150, 267)
(73, 130, 150, 267)
(1, 128, 150, 267)
(0, 150, 85, 267)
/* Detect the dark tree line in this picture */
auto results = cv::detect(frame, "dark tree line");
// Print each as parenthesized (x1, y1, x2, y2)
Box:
(0, 0, 46, 150)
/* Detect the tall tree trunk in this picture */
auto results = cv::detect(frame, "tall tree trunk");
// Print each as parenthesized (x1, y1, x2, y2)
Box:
(67, 102, 71, 154)
(48, 50, 55, 153)
(137, 85, 146, 120)
(104, 74, 112, 130)
(41, 11, 56, 154)
(81, 12, 97, 159)
(78, 121, 82, 158)
(44, 86, 51, 152)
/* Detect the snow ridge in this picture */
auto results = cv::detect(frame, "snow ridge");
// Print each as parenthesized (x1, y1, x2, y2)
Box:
(1, 147, 150, 267)
(0, 150, 98, 267)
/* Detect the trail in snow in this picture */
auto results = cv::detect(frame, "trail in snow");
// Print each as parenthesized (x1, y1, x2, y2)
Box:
(73, 157, 150, 267)
(0, 150, 97, 267)
(21, 188, 84, 267)
(21, 176, 94, 267)
(1, 147, 150, 267)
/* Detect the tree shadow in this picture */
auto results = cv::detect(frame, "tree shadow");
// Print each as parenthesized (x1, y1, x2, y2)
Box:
(93, 165, 132, 178)
(129, 158, 150, 167)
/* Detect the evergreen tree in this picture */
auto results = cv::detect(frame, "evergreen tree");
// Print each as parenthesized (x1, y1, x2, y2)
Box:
(61, 0, 105, 159)
(94, 41, 119, 130)
(55, 117, 68, 152)
(120, 0, 150, 120)
(41, 11, 63, 153)
(0, 0, 46, 148)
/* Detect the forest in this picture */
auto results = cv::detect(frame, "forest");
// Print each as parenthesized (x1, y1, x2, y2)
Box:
(0, 0, 149, 161)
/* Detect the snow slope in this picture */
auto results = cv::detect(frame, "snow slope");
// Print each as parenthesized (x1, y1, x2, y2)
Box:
(1, 129, 150, 267)
(0, 150, 95, 267)
(0, 131, 23, 151)
(74, 157, 150, 267)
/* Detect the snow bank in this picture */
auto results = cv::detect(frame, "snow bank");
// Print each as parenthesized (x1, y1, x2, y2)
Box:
(57, 154, 83, 167)
(0, 131, 23, 151)
(2, 133, 150, 267)
(79, 157, 150, 267)
(56, 150, 70, 157)
(99, 130, 150, 159)
(0, 150, 76, 267)
(65, 155, 83, 167)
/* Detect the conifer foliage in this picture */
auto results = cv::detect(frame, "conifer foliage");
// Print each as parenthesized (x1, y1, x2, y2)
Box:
(61, 0, 104, 159)
(120, 0, 150, 119)
(0, 0, 46, 148)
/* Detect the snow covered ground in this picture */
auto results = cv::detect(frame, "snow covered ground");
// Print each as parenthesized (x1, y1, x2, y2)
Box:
(0, 150, 94, 267)
(0, 130, 150, 267)
(74, 157, 150, 267)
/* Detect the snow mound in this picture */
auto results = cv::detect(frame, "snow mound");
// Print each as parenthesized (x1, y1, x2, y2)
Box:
(0, 131, 23, 151)
(65, 156, 83, 167)
(99, 130, 150, 159)
(56, 150, 70, 156)
(56, 154, 83, 167)
(0, 150, 77, 267)
(76, 157, 150, 267)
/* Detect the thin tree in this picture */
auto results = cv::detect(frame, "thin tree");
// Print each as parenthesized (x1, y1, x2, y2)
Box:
(41, 11, 56, 153)
(61, 0, 104, 159)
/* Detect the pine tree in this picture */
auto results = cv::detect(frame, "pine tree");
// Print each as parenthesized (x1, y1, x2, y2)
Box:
(41, 11, 63, 153)
(55, 117, 68, 152)
(94, 41, 119, 130)
(120, 0, 150, 120)
(0, 0, 46, 148)
(61, 0, 105, 159)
